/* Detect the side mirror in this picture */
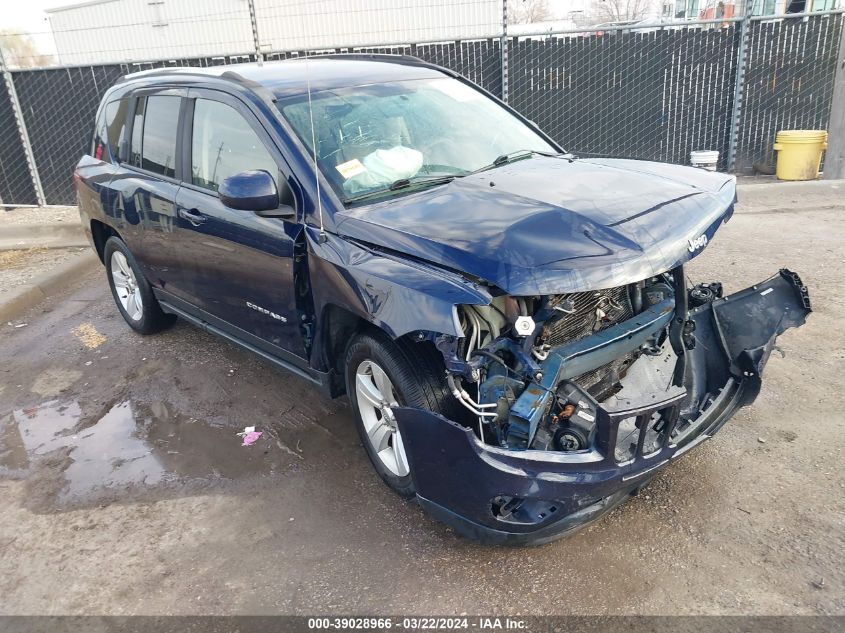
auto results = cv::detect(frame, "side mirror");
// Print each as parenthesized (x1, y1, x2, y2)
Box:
(219, 170, 295, 218)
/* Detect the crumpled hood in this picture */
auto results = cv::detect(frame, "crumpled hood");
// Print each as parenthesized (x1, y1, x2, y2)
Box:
(334, 157, 736, 295)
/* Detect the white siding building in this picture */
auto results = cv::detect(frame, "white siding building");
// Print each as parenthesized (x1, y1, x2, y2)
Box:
(45, 0, 502, 66)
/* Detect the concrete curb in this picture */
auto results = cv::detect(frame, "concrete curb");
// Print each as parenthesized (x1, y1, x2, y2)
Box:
(0, 250, 100, 323)
(0, 222, 88, 251)
(735, 179, 845, 214)
(736, 178, 845, 194)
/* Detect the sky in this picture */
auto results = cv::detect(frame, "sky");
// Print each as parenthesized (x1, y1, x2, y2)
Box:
(1, 0, 79, 31)
(0, 0, 83, 54)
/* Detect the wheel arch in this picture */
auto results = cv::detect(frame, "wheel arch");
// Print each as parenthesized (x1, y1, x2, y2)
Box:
(315, 302, 466, 399)
(316, 303, 388, 397)
(90, 219, 123, 263)
(321, 304, 366, 369)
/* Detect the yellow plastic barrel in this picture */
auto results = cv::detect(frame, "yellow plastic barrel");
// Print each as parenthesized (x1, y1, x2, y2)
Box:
(773, 130, 828, 181)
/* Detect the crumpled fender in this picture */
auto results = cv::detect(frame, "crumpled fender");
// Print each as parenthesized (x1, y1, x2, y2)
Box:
(306, 227, 489, 340)
(393, 269, 811, 543)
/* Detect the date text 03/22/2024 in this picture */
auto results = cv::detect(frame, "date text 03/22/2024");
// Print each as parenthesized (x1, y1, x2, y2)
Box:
(307, 617, 528, 629)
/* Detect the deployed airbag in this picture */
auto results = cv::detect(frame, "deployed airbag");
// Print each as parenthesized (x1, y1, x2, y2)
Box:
(343, 146, 423, 195)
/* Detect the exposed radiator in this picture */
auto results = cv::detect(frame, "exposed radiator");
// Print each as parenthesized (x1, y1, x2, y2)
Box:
(544, 285, 634, 348)
(543, 285, 637, 400)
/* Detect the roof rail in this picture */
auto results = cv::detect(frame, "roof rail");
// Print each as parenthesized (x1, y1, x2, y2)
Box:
(118, 68, 276, 102)
(117, 53, 456, 95)
(311, 52, 458, 77)
(120, 67, 237, 82)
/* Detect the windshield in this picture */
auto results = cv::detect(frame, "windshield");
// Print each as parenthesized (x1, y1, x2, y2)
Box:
(276, 77, 557, 204)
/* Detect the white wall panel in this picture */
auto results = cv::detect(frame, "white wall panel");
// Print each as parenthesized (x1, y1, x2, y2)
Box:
(254, 0, 500, 51)
(48, 0, 256, 65)
(47, 0, 501, 65)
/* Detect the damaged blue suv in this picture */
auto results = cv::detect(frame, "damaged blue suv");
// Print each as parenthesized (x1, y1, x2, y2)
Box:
(76, 55, 811, 544)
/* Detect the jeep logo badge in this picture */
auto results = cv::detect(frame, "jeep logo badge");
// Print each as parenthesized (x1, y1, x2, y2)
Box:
(687, 234, 708, 252)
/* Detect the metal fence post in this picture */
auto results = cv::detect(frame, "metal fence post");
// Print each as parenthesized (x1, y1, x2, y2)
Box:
(823, 14, 845, 179)
(0, 46, 46, 206)
(727, 15, 751, 172)
(500, 0, 509, 103)
(247, 0, 264, 62)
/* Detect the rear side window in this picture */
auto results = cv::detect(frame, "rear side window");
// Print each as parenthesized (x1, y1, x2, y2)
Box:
(129, 98, 145, 168)
(190, 99, 277, 192)
(128, 95, 180, 177)
(140, 96, 180, 177)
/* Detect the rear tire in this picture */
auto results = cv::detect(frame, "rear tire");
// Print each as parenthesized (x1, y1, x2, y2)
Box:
(104, 236, 175, 335)
(344, 331, 460, 498)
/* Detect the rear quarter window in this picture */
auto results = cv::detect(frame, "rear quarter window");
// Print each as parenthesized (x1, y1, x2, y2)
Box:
(92, 108, 107, 160)
(105, 100, 130, 162)
(93, 99, 130, 163)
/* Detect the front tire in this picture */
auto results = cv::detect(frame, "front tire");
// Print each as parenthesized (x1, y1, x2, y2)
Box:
(344, 331, 460, 498)
(104, 236, 175, 334)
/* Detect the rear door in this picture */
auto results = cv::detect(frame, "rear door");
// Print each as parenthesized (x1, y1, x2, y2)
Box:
(107, 89, 194, 302)
(171, 89, 306, 358)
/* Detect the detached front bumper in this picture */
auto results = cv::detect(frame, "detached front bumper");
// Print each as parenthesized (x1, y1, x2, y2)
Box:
(394, 270, 811, 545)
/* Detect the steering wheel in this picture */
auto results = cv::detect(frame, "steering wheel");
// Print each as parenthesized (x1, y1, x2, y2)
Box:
(419, 163, 468, 176)
(486, 128, 504, 152)
(421, 138, 457, 165)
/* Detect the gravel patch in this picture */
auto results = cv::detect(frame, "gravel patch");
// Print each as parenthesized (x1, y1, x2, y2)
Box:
(0, 206, 78, 227)
(0, 247, 89, 293)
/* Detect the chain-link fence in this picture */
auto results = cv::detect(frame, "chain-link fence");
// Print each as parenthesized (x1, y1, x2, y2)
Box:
(0, 4, 843, 206)
(11, 65, 125, 205)
(0, 70, 39, 206)
(735, 13, 843, 172)
(6, 56, 263, 206)
(510, 23, 742, 169)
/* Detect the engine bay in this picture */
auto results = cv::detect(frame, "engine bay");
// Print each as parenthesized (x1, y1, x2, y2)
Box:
(435, 266, 729, 454)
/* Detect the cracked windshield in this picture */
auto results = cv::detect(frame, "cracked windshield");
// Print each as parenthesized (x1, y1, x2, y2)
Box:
(277, 77, 557, 202)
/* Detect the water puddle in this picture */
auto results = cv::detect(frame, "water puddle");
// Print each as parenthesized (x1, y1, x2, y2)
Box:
(0, 398, 295, 503)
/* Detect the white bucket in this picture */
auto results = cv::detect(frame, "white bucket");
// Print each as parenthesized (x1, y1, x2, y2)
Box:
(690, 150, 719, 171)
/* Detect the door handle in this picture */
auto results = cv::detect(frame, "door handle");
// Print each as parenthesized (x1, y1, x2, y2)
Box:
(178, 208, 207, 226)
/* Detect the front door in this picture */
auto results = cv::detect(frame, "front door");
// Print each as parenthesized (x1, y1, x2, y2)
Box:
(172, 90, 305, 358)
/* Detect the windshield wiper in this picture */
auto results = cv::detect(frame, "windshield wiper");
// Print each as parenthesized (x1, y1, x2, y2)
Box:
(389, 174, 456, 190)
(471, 149, 561, 175)
(344, 175, 455, 204)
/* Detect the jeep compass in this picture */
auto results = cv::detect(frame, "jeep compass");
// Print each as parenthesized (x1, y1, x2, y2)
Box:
(75, 55, 811, 544)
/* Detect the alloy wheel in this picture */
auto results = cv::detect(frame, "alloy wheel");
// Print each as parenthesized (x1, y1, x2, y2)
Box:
(110, 251, 143, 321)
(355, 359, 410, 477)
